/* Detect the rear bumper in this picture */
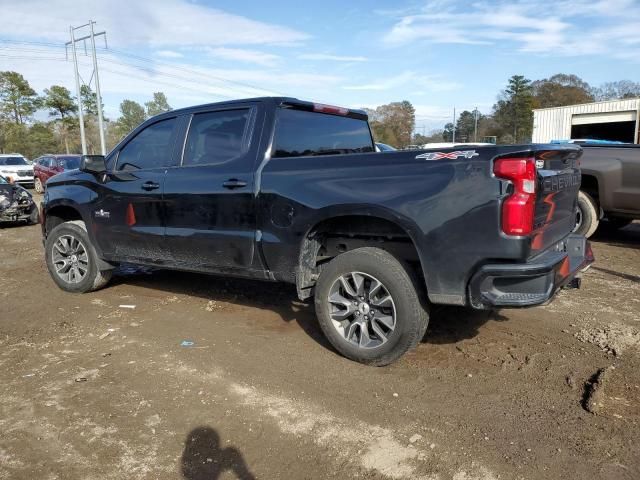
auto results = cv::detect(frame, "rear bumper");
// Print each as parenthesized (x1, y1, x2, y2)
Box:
(468, 234, 594, 309)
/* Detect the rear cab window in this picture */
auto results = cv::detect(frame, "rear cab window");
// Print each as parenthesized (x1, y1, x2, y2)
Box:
(182, 109, 252, 166)
(272, 108, 374, 158)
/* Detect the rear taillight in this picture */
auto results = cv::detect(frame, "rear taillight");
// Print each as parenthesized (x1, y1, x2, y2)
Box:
(494, 157, 537, 236)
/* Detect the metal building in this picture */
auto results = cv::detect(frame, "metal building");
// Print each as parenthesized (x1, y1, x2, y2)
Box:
(532, 98, 640, 144)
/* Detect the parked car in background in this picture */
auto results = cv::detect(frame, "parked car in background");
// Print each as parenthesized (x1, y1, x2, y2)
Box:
(375, 142, 396, 152)
(0, 154, 34, 188)
(0, 174, 39, 224)
(33, 154, 82, 193)
(563, 142, 640, 237)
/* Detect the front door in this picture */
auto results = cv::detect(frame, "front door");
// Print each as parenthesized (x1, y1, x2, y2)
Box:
(93, 116, 181, 264)
(163, 105, 264, 274)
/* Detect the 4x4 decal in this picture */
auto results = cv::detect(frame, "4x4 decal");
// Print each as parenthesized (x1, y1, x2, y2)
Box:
(415, 150, 479, 161)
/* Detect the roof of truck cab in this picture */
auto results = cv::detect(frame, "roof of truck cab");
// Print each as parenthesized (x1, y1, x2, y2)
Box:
(152, 97, 367, 118)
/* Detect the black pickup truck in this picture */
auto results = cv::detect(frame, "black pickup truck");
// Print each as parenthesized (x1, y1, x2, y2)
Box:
(41, 97, 593, 365)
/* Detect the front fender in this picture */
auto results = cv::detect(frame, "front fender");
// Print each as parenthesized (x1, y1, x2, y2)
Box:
(43, 181, 104, 258)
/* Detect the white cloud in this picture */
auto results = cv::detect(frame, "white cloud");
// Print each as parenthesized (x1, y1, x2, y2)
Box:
(155, 50, 183, 59)
(382, 0, 640, 60)
(343, 71, 461, 92)
(207, 47, 281, 67)
(298, 53, 368, 62)
(1, 0, 309, 47)
(0, 49, 344, 115)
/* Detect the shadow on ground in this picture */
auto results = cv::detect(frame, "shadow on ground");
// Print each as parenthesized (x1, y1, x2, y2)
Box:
(111, 268, 333, 351)
(591, 221, 640, 249)
(422, 306, 509, 345)
(181, 426, 255, 480)
(111, 268, 507, 354)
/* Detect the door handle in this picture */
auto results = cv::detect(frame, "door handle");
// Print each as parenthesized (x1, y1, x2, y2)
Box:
(141, 181, 160, 191)
(222, 179, 247, 189)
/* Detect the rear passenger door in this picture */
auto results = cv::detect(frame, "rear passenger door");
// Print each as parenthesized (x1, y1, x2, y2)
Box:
(93, 116, 182, 263)
(163, 104, 264, 273)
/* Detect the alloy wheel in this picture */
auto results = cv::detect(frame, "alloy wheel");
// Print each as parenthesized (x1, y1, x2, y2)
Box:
(51, 234, 89, 284)
(328, 272, 397, 349)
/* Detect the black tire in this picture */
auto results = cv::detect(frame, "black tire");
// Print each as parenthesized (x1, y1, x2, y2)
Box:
(314, 247, 429, 366)
(28, 206, 39, 225)
(45, 220, 112, 293)
(34, 177, 44, 194)
(574, 191, 599, 238)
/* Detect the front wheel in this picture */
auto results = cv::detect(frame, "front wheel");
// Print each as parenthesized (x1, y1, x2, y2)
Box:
(314, 247, 429, 366)
(27, 206, 39, 225)
(45, 220, 112, 293)
(34, 177, 44, 194)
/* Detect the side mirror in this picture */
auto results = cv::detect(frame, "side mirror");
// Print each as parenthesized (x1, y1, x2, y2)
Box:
(80, 155, 106, 174)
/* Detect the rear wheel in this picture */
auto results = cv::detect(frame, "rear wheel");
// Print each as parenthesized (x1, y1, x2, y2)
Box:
(314, 247, 429, 366)
(574, 191, 599, 238)
(34, 177, 44, 194)
(45, 220, 112, 293)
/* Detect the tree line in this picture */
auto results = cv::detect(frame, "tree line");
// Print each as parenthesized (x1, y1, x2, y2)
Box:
(2, 69, 639, 157)
(0, 70, 171, 159)
(366, 74, 640, 148)
(425, 74, 640, 145)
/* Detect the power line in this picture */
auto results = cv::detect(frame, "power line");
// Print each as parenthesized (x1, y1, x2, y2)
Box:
(0, 52, 248, 101)
(0, 48, 276, 99)
(0, 38, 286, 97)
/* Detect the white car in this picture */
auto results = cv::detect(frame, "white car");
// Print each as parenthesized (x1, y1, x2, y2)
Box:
(0, 154, 34, 188)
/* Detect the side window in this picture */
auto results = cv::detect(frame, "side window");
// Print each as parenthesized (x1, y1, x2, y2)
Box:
(45, 157, 54, 167)
(117, 117, 177, 171)
(182, 109, 250, 166)
(272, 108, 374, 158)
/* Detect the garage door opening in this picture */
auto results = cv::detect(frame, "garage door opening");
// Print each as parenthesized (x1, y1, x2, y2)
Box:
(571, 120, 636, 143)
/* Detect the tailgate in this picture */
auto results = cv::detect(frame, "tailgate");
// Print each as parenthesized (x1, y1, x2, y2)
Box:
(530, 147, 582, 254)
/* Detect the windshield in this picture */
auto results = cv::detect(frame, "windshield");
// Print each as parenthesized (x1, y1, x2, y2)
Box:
(0, 156, 28, 166)
(0, 175, 7, 184)
(58, 156, 81, 170)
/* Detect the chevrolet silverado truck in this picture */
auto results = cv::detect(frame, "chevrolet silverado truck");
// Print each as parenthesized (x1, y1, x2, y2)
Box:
(573, 143, 640, 237)
(40, 97, 593, 365)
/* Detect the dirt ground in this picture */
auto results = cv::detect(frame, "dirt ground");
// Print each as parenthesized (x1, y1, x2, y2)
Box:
(1, 208, 639, 480)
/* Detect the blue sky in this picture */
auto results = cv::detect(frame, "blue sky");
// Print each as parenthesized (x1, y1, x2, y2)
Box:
(1, 0, 639, 132)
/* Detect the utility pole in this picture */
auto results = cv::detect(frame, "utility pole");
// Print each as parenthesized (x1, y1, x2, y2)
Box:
(89, 21, 107, 155)
(473, 107, 479, 142)
(66, 22, 107, 155)
(452, 107, 456, 143)
(68, 26, 86, 155)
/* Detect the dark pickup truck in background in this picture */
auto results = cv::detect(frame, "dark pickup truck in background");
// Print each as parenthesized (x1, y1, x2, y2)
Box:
(574, 144, 640, 237)
(41, 97, 593, 365)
